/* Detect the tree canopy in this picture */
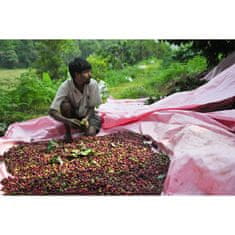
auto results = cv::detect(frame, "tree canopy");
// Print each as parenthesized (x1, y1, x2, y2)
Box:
(167, 40, 235, 67)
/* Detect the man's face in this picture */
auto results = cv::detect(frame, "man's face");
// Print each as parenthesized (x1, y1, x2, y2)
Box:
(74, 69, 92, 86)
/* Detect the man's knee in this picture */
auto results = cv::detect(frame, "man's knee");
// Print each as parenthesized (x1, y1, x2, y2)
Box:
(85, 126, 98, 136)
(60, 101, 74, 118)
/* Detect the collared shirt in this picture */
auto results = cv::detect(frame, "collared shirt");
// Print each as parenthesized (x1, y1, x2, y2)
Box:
(50, 78, 101, 118)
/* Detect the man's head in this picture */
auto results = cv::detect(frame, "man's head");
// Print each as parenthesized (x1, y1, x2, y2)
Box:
(69, 57, 92, 86)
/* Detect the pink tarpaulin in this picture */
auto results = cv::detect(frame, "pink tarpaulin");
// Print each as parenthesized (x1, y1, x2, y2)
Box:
(1, 64, 235, 195)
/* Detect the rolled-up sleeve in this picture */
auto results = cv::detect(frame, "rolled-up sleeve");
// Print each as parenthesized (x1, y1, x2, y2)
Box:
(50, 82, 68, 112)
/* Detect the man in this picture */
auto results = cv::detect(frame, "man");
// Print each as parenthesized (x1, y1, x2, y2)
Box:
(49, 57, 102, 142)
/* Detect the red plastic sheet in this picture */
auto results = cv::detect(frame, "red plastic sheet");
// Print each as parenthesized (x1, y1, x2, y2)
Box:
(1, 65, 235, 195)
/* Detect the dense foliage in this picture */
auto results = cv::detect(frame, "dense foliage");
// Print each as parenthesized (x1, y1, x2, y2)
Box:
(96, 40, 172, 69)
(168, 40, 235, 67)
(87, 54, 109, 81)
(104, 55, 208, 99)
(33, 40, 80, 80)
(0, 40, 37, 68)
(0, 71, 60, 132)
(1, 39, 234, 70)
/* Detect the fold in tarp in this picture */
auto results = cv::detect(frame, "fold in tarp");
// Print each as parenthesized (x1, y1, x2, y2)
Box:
(1, 64, 235, 195)
(99, 64, 235, 128)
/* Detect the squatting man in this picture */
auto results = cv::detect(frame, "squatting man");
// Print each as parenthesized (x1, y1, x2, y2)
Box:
(49, 57, 102, 143)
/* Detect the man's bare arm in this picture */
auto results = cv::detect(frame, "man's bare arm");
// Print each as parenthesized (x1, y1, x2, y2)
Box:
(48, 109, 81, 128)
(85, 107, 95, 119)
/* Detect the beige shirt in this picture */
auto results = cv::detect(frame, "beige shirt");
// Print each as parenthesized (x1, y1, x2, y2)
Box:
(50, 78, 101, 118)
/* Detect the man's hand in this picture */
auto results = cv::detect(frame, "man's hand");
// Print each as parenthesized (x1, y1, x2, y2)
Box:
(80, 117, 89, 128)
(68, 118, 82, 129)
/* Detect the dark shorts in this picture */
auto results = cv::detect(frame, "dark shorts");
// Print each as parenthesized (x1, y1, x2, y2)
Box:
(60, 100, 102, 132)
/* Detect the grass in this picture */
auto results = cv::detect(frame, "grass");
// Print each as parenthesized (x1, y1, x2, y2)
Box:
(0, 68, 27, 90)
(105, 56, 207, 99)
(104, 58, 162, 98)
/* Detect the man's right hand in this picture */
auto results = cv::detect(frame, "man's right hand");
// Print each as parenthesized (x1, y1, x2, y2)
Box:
(67, 118, 82, 129)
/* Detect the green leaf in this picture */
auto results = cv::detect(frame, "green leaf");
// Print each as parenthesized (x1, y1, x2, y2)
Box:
(91, 160, 101, 167)
(70, 148, 94, 158)
(71, 149, 80, 154)
(49, 155, 63, 165)
(129, 156, 139, 162)
(80, 148, 94, 156)
(157, 174, 166, 180)
(47, 140, 58, 152)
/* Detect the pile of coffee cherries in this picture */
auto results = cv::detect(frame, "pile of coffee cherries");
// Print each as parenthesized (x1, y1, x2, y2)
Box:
(0, 131, 170, 195)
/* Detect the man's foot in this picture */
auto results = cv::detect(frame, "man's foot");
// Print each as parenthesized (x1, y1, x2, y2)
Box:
(84, 126, 97, 136)
(64, 134, 73, 143)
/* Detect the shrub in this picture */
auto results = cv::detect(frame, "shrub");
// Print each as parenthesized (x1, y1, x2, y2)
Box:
(116, 86, 155, 99)
(185, 55, 207, 75)
(103, 67, 137, 87)
(10, 71, 59, 113)
(87, 54, 109, 81)
(0, 71, 60, 132)
(107, 55, 208, 99)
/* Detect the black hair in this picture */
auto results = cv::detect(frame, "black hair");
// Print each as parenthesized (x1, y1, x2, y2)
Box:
(68, 57, 92, 79)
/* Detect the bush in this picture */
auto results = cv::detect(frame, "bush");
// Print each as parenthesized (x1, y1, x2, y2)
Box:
(97, 40, 173, 69)
(117, 86, 155, 99)
(9, 71, 59, 113)
(107, 55, 208, 99)
(103, 65, 138, 87)
(87, 54, 109, 81)
(185, 55, 207, 75)
(33, 40, 80, 80)
(0, 71, 60, 131)
(171, 42, 198, 62)
(148, 55, 208, 97)
(1, 50, 19, 68)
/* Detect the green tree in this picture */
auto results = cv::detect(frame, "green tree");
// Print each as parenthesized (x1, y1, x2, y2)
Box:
(78, 40, 101, 58)
(34, 40, 80, 80)
(15, 40, 38, 67)
(0, 40, 19, 68)
(1, 49, 19, 68)
(0, 40, 38, 68)
(96, 40, 172, 69)
(167, 40, 235, 67)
